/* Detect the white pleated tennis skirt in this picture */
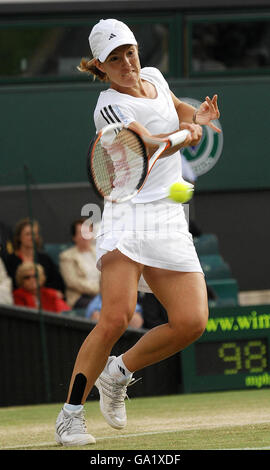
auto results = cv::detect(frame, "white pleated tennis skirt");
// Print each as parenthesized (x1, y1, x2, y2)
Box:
(95, 198, 203, 293)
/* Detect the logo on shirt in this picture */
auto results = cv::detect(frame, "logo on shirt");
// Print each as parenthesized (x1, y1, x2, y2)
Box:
(180, 97, 223, 177)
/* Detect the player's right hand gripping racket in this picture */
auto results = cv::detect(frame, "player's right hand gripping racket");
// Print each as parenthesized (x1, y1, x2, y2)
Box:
(87, 122, 191, 203)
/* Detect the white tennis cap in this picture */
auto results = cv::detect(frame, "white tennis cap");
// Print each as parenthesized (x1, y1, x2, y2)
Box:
(89, 19, 137, 63)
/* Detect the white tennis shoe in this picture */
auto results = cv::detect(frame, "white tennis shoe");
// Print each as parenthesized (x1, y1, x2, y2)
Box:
(55, 406, 96, 446)
(95, 356, 134, 429)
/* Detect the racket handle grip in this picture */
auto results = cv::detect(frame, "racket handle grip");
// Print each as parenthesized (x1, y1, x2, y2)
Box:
(169, 129, 191, 147)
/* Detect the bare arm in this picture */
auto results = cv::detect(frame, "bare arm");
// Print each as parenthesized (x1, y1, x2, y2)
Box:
(127, 87, 221, 157)
(171, 92, 197, 123)
(171, 92, 221, 133)
(128, 119, 201, 158)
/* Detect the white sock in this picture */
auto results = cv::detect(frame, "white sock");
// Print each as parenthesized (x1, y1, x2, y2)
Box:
(108, 355, 133, 384)
(64, 403, 83, 412)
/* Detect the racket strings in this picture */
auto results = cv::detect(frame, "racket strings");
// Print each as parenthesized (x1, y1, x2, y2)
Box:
(91, 128, 147, 200)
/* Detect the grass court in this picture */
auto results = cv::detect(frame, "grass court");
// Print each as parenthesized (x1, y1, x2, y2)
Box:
(1, 389, 270, 451)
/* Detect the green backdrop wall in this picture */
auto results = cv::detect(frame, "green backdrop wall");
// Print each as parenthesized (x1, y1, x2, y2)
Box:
(1, 75, 270, 192)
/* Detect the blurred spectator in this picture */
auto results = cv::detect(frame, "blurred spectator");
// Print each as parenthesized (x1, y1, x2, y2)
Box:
(59, 218, 100, 309)
(4, 217, 65, 294)
(0, 257, 13, 305)
(0, 221, 13, 262)
(13, 262, 70, 313)
(86, 293, 144, 329)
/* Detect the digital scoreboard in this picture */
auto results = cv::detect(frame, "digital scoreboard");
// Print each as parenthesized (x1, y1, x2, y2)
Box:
(181, 304, 270, 393)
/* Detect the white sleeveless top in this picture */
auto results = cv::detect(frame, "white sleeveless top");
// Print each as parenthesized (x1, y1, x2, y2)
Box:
(94, 67, 182, 203)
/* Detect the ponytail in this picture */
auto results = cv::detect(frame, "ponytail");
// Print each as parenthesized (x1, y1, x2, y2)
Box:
(77, 58, 108, 82)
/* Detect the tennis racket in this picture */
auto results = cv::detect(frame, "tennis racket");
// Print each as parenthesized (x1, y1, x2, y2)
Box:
(87, 122, 191, 203)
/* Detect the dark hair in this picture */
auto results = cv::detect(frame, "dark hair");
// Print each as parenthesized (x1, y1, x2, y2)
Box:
(13, 218, 42, 251)
(70, 217, 89, 238)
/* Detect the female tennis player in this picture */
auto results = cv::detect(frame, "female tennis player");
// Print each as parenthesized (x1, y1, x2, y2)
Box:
(55, 19, 221, 446)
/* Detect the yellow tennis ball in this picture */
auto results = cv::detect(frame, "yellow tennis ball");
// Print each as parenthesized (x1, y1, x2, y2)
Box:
(169, 182, 194, 203)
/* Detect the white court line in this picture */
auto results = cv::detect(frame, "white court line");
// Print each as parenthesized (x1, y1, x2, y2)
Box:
(1, 429, 178, 450)
(2, 428, 270, 451)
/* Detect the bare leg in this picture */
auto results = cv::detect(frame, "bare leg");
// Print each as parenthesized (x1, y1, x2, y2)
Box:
(122, 269, 209, 373)
(66, 250, 143, 404)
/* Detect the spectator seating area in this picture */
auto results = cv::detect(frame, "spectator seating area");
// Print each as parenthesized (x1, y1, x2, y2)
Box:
(43, 243, 73, 266)
(193, 233, 238, 306)
(44, 232, 239, 318)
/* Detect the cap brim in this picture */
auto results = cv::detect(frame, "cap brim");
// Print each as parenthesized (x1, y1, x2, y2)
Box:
(98, 37, 138, 62)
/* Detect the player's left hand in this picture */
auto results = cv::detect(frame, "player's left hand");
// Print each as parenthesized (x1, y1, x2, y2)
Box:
(195, 94, 221, 133)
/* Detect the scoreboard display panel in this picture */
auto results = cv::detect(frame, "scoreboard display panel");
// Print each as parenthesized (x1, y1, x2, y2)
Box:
(181, 305, 270, 393)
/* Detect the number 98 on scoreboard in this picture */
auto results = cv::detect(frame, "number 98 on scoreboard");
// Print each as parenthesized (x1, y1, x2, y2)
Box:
(181, 305, 270, 393)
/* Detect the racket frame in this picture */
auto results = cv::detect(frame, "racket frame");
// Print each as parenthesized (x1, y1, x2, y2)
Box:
(87, 123, 191, 202)
(87, 123, 148, 202)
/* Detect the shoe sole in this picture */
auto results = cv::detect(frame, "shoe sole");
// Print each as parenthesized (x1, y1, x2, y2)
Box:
(55, 432, 96, 446)
(95, 377, 126, 430)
